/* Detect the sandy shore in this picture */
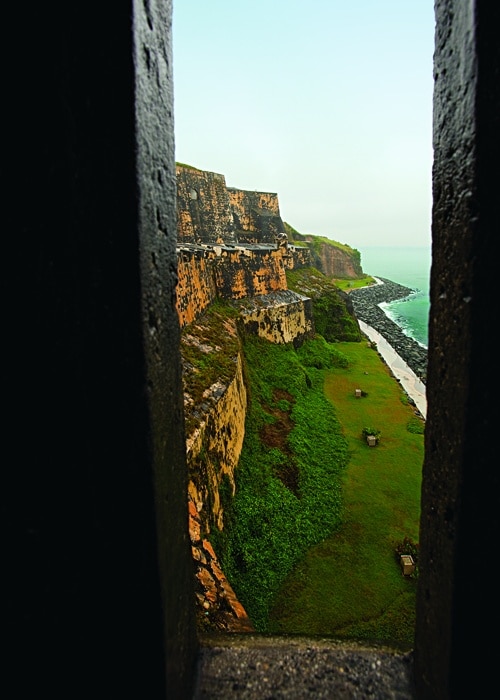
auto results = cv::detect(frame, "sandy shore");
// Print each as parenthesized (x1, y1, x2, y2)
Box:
(359, 320, 427, 419)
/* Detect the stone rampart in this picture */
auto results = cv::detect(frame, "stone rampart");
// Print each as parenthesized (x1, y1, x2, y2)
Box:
(186, 351, 247, 532)
(176, 164, 291, 247)
(176, 165, 238, 245)
(176, 247, 218, 326)
(227, 188, 286, 244)
(237, 290, 314, 346)
(176, 244, 311, 327)
(186, 350, 255, 632)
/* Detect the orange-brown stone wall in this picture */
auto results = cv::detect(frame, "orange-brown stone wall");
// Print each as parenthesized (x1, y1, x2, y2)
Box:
(176, 246, 292, 326)
(176, 248, 218, 327)
(176, 166, 237, 245)
(227, 188, 286, 244)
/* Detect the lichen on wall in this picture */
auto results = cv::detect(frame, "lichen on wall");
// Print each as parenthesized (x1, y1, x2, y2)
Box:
(227, 188, 286, 244)
(237, 290, 315, 346)
(176, 248, 218, 326)
(176, 165, 238, 245)
(176, 246, 302, 326)
(186, 351, 247, 532)
(213, 247, 288, 299)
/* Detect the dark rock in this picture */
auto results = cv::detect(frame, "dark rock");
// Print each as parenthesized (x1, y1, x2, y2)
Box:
(350, 278, 428, 384)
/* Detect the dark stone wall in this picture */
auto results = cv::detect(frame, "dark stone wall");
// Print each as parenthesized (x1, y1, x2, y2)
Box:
(135, 5, 198, 696)
(176, 164, 287, 247)
(227, 188, 286, 244)
(414, 1, 499, 697)
(176, 165, 238, 245)
(5, 2, 197, 698)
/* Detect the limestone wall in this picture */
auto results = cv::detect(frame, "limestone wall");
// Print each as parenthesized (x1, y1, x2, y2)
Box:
(186, 351, 253, 631)
(176, 247, 218, 326)
(175, 245, 311, 327)
(238, 290, 314, 345)
(186, 351, 247, 533)
(176, 165, 288, 247)
(213, 246, 287, 299)
(176, 165, 237, 245)
(227, 188, 286, 244)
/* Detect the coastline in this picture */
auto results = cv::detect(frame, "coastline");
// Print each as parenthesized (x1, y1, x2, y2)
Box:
(348, 278, 428, 419)
(358, 320, 427, 419)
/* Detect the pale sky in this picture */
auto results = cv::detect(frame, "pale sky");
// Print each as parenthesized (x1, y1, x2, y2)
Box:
(172, 1, 435, 248)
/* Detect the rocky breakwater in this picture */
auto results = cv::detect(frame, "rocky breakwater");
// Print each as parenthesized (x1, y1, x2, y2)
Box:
(349, 278, 428, 383)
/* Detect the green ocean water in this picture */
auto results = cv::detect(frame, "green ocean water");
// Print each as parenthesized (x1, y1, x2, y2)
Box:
(358, 246, 431, 348)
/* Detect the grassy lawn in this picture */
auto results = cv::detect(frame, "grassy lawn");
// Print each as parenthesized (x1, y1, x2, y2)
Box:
(267, 340, 424, 650)
(334, 276, 377, 291)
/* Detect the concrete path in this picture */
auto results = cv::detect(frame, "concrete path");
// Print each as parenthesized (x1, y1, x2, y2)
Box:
(359, 320, 427, 419)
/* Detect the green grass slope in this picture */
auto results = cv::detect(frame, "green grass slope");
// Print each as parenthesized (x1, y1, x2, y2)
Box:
(267, 340, 423, 650)
(212, 334, 423, 648)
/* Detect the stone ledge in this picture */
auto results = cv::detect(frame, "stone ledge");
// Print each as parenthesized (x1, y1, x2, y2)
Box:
(196, 634, 416, 699)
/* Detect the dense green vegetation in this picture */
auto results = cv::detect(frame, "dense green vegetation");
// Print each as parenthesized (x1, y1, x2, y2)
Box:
(267, 340, 424, 649)
(211, 334, 424, 649)
(211, 335, 350, 631)
(286, 268, 362, 342)
(181, 269, 424, 649)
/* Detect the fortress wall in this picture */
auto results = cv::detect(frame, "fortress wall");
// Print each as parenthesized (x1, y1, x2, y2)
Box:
(186, 350, 254, 631)
(238, 291, 315, 345)
(176, 246, 290, 326)
(186, 352, 247, 534)
(227, 188, 286, 244)
(213, 246, 287, 299)
(176, 166, 237, 245)
(285, 246, 311, 269)
(176, 248, 218, 327)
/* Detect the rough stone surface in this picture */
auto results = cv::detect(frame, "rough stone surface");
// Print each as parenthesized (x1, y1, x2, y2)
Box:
(237, 290, 315, 346)
(176, 165, 238, 245)
(349, 278, 428, 383)
(195, 637, 416, 699)
(186, 350, 247, 534)
(190, 505, 255, 634)
(228, 188, 286, 244)
(176, 245, 312, 327)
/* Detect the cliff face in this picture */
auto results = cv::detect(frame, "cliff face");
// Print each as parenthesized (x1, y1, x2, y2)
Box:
(305, 236, 363, 279)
